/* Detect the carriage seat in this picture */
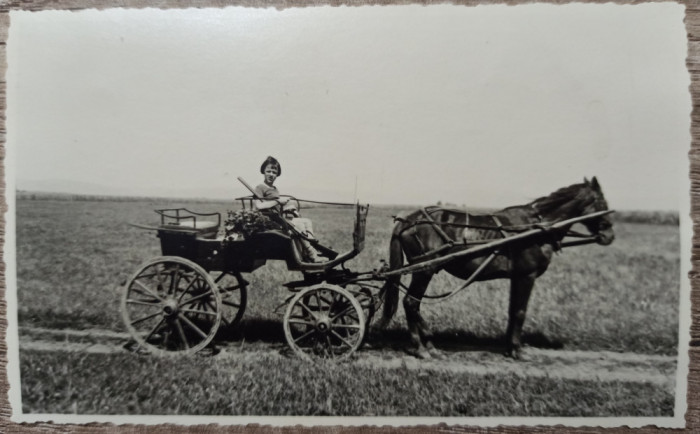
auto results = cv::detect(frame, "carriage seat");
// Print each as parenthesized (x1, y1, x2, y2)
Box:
(159, 220, 219, 239)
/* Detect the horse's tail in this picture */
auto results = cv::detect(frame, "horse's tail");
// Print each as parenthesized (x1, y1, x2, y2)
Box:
(378, 222, 405, 327)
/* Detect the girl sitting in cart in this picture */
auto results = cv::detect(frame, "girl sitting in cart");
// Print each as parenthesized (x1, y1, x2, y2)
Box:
(253, 156, 324, 263)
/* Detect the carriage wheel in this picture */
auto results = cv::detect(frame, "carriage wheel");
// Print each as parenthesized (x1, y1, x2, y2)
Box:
(210, 271, 248, 330)
(347, 286, 376, 327)
(283, 284, 365, 361)
(121, 256, 222, 356)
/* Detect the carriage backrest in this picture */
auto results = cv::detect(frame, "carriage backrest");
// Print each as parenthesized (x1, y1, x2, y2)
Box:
(155, 208, 221, 239)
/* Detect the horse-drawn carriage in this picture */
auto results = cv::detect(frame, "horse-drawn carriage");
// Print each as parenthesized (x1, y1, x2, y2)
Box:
(122, 177, 615, 361)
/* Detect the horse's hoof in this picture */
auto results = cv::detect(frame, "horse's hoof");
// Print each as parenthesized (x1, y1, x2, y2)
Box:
(428, 347, 446, 360)
(504, 348, 520, 359)
(504, 347, 527, 361)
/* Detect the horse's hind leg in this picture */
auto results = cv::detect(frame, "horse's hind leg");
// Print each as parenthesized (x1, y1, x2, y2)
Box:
(403, 272, 434, 359)
(505, 273, 536, 359)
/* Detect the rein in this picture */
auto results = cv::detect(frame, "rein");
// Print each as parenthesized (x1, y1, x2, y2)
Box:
(235, 194, 356, 208)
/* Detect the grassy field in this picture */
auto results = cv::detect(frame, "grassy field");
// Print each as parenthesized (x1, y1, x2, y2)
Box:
(19, 350, 673, 416)
(13, 197, 682, 416)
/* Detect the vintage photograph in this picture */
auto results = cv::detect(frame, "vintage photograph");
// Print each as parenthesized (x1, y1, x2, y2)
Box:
(5, 4, 691, 427)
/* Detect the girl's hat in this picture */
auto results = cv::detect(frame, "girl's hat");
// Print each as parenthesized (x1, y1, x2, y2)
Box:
(260, 156, 281, 176)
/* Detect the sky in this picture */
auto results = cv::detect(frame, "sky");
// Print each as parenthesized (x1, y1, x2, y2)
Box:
(6, 4, 691, 210)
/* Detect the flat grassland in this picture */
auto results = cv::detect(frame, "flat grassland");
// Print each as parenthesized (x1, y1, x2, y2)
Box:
(14, 198, 681, 416)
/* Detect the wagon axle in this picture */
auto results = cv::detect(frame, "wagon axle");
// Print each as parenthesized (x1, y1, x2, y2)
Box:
(162, 299, 180, 317)
(314, 317, 330, 333)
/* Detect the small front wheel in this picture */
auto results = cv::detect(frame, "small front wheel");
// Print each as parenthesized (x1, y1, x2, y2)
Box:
(283, 285, 365, 361)
(348, 286, 376, 327)
(121, 256, 222, 356)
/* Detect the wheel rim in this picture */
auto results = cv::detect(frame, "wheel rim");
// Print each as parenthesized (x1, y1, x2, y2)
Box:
(348, 286, 376, 327)
(211, 271, 248, 330)
(283, 285, 365, 361)
(121, 257, 222, 356)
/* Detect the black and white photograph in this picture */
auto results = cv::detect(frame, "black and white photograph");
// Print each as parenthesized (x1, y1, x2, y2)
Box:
(4, 3, 691, 427)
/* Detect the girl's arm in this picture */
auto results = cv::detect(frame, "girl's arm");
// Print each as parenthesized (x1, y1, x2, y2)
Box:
(254, 196, 290, 210)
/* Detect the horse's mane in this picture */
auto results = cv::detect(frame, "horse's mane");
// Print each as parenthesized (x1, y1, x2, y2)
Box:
(527, 182, 595, 218)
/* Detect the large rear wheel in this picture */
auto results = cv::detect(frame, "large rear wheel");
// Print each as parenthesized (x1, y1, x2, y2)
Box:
(121, 256, 222, 356)
(283, 284, 365, 361)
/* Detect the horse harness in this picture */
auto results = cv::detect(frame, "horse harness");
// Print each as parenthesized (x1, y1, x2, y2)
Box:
(393, 206, 562, 268)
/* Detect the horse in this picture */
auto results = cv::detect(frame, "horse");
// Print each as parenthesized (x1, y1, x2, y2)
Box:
(377, 177, 615, 359)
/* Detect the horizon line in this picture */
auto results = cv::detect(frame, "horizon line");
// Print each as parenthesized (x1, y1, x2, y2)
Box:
(14, 188, 681, 214)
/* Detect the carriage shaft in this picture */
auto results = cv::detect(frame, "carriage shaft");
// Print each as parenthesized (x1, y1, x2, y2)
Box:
(380, 210, 613, 278)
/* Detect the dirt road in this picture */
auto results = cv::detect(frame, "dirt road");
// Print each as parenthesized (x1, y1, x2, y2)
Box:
(19, 326, 678, 393)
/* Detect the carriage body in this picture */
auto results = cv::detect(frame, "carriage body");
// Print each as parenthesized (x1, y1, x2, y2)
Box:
(156, 228, 274, 274)
(153, 203, 369, 273)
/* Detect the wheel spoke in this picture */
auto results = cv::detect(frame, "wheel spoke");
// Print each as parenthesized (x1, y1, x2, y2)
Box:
(175, 318, 190, 349)
(331, 330, 354, 349)
(210, 273, 247, 329)
(168, 266, 181, 295)
(134, 280, 165, 302)
(144, 317, 166, 342)
(134, 271, 163, 280)
(130, 310, 163, 326)
(176, 273, 194, 295)
(205, 300, 228, 326)
(288, 318, 315, 327)
(297, 300, 318, 320)
(314, 290, 324, 314)
(128, 286, 160, 301)
(213, 272, 227, 284)
(222, 299, 241, 308)
(176, 273, 201, 303)
(181, 308, 217, 317)
(162, 326, 171, 348)
(324, 335, 334, 357)
(126, 298, 160, 307)
(293, 328, 316, 344)
(178, 313, 209, 339)
(153, 263, 166, 290)
(179, 289, 214, 307)
(331, 323, 361, 330)
(330, 305, 356, 322)
(322, 292, 335, 315)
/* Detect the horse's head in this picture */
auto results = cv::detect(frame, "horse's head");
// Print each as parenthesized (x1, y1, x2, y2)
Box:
(532, 176, 615, 245)
(580, 176, 615, 245)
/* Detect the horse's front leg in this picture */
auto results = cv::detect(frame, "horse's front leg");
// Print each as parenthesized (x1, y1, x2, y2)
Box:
(403, 272, 434, 359)
(419, 319, 445, 359)
(505, 273, 536, 359)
